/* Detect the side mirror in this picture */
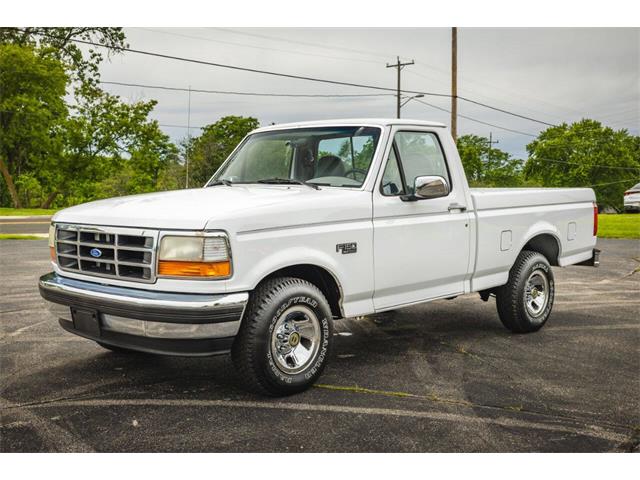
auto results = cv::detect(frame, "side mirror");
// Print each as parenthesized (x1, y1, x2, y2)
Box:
(401, 175, 450, 201)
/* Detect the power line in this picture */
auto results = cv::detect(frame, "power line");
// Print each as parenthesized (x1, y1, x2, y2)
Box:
(141, 28, 382, 66)
(209, 27, 392, 62)
(99, 81, 635, 140)
(520, 157, 640, 171)
(107, 79, 538, 138)
(460, 96, 555, 127)
(413, 98, 538, 137)
(37, 32, 437, 96)
(25, 29, 558, 128)
(207, 28, 556, 127)
(408, 69, 572, 126)
(100, 80, 394, 98)
(587, 179, 639, 187)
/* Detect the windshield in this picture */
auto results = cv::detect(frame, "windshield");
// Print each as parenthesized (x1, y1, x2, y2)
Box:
(210, 126, 382, 188)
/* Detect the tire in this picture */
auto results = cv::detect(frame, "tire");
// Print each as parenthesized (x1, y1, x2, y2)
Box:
(232, 277, 333, 396)
(96, 342, 141, 354)
(495, 250, 555, 333)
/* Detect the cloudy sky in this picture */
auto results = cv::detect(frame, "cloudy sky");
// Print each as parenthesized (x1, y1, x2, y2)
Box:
(96, 28, 639, 158)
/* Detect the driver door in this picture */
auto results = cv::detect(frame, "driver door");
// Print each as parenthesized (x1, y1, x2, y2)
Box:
(372, 128, 471, 311)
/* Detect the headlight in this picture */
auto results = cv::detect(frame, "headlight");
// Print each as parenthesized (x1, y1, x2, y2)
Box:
(158, 233, 231, 278)
(49, 224, 56, 263)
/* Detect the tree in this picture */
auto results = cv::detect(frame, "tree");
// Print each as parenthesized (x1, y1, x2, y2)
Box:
(457, 134, 524, 187)
(0, 28, 126, 88)
(524, 120, 640, 211)
(187, 116, 260, 186)
(1, 28, 182, 208)
(62, 86, 179, 205)
(0, 44, 68, 208)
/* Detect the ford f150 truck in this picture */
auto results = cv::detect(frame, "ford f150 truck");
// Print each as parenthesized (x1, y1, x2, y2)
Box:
(39, 119, 600, 396)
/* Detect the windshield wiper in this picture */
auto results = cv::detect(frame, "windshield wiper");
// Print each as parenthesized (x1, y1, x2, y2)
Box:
(206, 179, 233, 187)
(256, 178, 320, 190)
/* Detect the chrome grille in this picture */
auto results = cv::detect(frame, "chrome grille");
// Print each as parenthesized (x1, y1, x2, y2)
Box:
(55, 225, 157, 283)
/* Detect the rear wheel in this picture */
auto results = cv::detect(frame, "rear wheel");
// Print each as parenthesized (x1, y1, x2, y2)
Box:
(496, 250, 555, 333)
(232, 277, 333, 396)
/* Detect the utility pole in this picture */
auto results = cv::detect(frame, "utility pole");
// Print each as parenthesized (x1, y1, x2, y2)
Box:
(386, 56, 415, 119)
(486, 132, 499, 157)
(451, 27, 458, 142)
(185, 86, 191, 189)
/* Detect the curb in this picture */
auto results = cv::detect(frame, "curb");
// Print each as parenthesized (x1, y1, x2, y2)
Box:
(0, 233, 49, 239)
(0, 215, 52, 221)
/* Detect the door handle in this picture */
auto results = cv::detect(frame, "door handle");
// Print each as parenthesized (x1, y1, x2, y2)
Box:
(448, 203, 467, 212)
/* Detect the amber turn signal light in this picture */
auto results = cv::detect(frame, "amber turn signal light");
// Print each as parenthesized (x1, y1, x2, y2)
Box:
(50, 246, 57, 263)
(158, 260, 231, 277)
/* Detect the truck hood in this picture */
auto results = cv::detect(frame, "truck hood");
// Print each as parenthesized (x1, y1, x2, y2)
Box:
(53, 185, 371, 232)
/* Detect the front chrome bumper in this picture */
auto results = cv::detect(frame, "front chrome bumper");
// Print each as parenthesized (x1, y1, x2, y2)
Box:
(39, 272, 248, 356)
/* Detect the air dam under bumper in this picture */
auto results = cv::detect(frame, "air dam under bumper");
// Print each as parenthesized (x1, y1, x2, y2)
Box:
(38, 272, 248, 356)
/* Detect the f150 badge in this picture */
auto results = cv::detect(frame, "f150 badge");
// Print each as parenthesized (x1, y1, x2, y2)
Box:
(336, 242, 357, 254)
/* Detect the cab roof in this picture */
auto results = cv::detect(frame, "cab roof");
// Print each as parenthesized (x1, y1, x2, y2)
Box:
(251, 118, 447, 134)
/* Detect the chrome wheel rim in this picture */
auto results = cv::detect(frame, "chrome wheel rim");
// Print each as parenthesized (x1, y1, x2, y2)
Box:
(525, 269, 550, 317)
(270, 305, 321, 374)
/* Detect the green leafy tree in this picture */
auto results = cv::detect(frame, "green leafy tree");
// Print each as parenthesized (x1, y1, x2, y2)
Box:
(0, 28, 126, 88)
(524, 119, 640, 211)
(0, 44, 68, 208)
(457, 134, 524, 187)
(63, 86, 179, 205)
(187, 116, 260, 186)
(1, 28, 183, 208)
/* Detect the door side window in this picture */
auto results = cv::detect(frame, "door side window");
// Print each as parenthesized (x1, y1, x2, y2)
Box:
(381, 146, 404, 196)
(394, 131, 450, 194)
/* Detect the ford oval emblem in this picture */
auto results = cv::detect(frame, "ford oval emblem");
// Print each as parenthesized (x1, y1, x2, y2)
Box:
(90, 248, 103, 258)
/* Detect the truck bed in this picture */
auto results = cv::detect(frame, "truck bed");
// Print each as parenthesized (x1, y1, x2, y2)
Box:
(468, 187, 596, 293)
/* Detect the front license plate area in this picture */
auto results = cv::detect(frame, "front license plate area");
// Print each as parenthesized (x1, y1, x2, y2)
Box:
(71, 308, 101, 337)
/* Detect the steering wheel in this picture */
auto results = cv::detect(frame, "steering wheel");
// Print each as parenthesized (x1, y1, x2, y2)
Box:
(343, 168, 368, 181)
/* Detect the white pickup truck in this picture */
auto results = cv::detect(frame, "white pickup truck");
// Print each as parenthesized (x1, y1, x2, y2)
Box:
(39, 118, 600, 395)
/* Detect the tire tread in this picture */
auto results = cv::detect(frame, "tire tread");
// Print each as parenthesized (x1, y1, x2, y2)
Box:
(231, 276, 330, 396)
(496, 250, 553, 333)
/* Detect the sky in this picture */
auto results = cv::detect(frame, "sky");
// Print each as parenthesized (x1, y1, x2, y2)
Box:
(96, 28, 640, 158)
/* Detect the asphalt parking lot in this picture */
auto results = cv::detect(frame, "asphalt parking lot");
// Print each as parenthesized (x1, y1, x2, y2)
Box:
(1, 238, 638, 452)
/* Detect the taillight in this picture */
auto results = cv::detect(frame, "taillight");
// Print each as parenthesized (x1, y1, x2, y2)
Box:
(593, 203, 598, 236)
(624, 191, 633, 196)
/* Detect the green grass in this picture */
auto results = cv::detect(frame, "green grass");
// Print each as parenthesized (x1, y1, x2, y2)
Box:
(0, 207, 57, 216)
(0, 234, 46, 240)
(598, 214, 640, 239)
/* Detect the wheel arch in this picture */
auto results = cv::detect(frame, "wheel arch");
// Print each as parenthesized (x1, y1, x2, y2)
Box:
(259, 263, 344, 319)
(520, 231, 562, 266)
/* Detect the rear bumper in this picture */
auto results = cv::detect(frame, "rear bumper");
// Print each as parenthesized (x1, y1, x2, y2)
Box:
(39, 272, 248, 356)
(576, 248, 601, 267)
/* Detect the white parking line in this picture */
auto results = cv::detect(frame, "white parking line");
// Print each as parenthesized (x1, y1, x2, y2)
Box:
(548, 324, 640, 331)
(557, 299, 640, 305)
(12, 397, 629, 444)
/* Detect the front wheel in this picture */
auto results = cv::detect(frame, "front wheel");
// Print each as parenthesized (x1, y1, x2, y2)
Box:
(495, 250, 555, 333)
(232, 277, 333, 396)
